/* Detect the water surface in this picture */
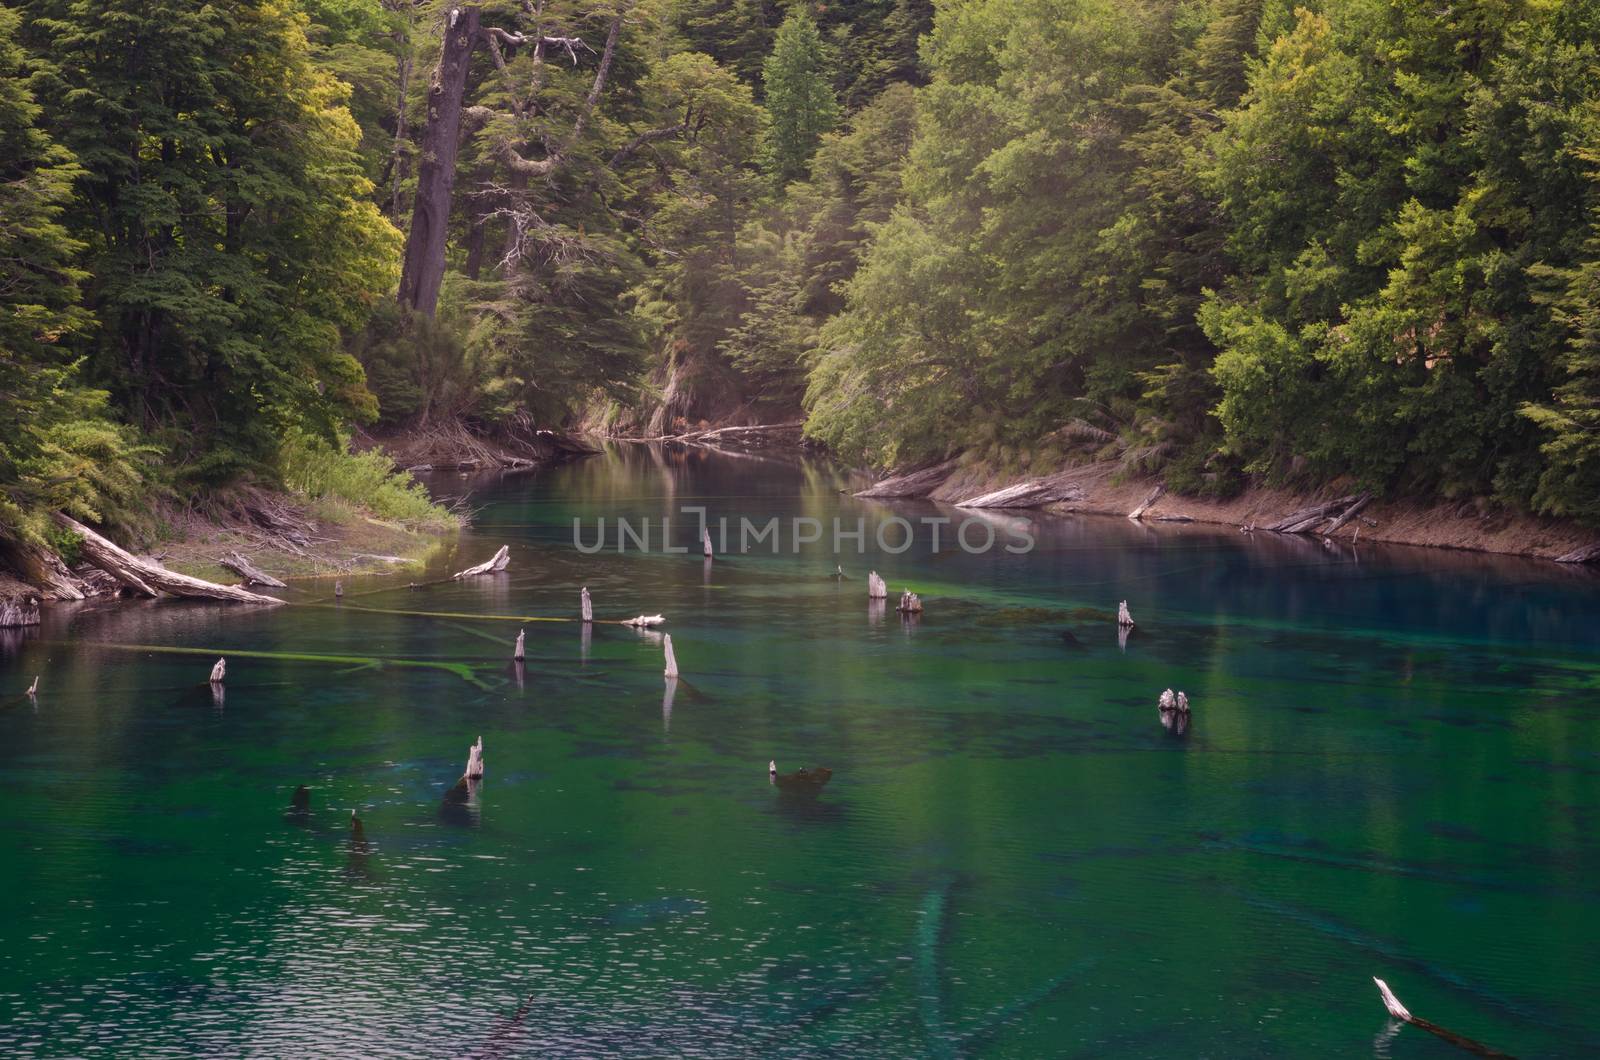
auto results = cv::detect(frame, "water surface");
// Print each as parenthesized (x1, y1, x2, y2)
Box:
(3, 446, 1598, 1057)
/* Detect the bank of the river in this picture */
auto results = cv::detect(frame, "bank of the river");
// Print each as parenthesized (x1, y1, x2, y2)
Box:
(861, 457, 1600, 563)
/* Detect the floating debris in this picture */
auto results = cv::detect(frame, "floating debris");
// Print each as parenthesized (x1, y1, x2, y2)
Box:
(897, 590, 923, 614)
(581, 586, 593, 623)
(623, 614, 665, 628)
(465, 736, 485, 779)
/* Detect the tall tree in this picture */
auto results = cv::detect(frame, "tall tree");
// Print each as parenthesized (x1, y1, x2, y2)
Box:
(760, 9, 837, 184)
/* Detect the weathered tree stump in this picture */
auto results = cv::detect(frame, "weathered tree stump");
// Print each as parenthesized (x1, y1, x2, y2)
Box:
(663, 633, 679, 677)
(334, 580, 344, 598)
(513, 628, 525, 661)
(219, 552, 287, 588)
(580, 586, 593, 623)
(868, 572, 888, 599)
(1128, 483, 1165, 521)
(209, 658, 226, 684)
(465, 736, 485, 779)
(1117, 601, 1135, 628)
(897, 590, 923, 614)
(453, 545, 510, 579)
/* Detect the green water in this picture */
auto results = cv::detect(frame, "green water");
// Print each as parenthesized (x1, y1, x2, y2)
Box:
(3, 446, 1598, 1057)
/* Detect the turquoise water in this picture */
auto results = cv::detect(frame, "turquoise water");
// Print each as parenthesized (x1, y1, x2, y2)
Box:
(2, 445, 1598, 1057)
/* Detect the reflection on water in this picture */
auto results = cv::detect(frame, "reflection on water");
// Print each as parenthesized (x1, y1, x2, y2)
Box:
(1, 443, 1598, 1056)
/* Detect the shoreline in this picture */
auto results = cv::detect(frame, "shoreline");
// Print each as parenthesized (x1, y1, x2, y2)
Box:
(858, 458, 1600, 566)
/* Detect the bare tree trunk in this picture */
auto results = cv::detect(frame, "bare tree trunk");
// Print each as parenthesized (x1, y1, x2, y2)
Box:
(56, 515, 283, 604)
(398, 6, 482, 316)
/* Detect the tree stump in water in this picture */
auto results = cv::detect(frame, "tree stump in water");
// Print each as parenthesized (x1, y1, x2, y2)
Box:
(897, 590, 923, 614)
(1117, 601, 1135, 628)
(513, 628, 525, 661)
(867, 572, 887, 599)
(663, 634, 679, 677)
(464, 736, 485, 779)
(209, 658, 226, 684)
(702, 528, 713, 558)
(580, 586, 593, 623)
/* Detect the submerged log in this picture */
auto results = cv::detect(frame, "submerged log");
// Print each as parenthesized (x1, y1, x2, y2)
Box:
(210, 658, 226, 684)
(513, 628, 525, 661)
(1372, 978, 1513, 1058)
(768, 760, 834, 793)
(623, 614, 665, 628)
(464, 735, 485, 779)
(219, 552, 287, 588)
(867, 571, 888, 599)
(453, 544, 510, 579)
(1117, 601, 1135, 628)
(662, 633, 679, 677)
(56, 514, 282, 604)
(580, 586, 593, 623)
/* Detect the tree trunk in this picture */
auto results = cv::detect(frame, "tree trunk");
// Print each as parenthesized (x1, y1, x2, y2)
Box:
(398, 6, 482, 316)
(56, 514, 283, 604)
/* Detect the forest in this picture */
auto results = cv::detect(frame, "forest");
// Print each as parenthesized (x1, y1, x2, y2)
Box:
(5, 0, 1600, 579)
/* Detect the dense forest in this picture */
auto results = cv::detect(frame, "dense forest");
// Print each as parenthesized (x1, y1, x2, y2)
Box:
(5, 0, 1600, 580)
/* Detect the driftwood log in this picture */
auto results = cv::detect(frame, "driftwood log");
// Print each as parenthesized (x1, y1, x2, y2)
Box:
(220, 552, 288, 588)
(854, 460, 959, 499)
(453, 544, 510, 579)
(623, 614, 665, 628)
(1556, 543, 1600, 564)
(955, 473, 1085, 510)
(1128, 483, 1166, 521)
(769, 760, 833, 794)
(1262, 493, 1371, 535)
(662, 634, 679, 677)
(56, 514, 282, 604)
(27, 676, 39, 697)
(867, 571, 888, 599)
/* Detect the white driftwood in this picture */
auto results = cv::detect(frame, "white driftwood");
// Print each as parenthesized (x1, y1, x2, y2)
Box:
(453, 544, 510, 579)
(955, 473, 1085, 510)
(513, 628, 525, 661)
(27, 676, 39, 697)
(1373, 978, 1411, 1021)
(581, 586, 593, 623)
(662, 634, 679, 677)
(465, 736, 485, 779)
(854, 459, 959, 499)
(623, 614, 665, 628)
(1117, 601, 1135, 628)
(56, 514, 282, 604)
(210, 658, 226, 684)
(897, 590, 923, 614)
(219, 552, 287, 588)
(702, 527, 713, 557)
(867, 571, 888, 599)
(1128, 483, 1166, 520)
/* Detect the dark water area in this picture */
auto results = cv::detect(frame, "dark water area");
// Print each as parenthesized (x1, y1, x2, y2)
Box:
(2, 445, 1598, 1056)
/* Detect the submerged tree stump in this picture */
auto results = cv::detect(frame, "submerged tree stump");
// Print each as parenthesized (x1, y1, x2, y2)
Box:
(623, 614, 665, 628)
(465, 736, 485, 779)
(513, 628, 525, 661)
(662, 634, 679, 677)
(580, 586, 593, 623)
(26, 676, 39, 697)
(868, 572, 888, 599)
(1117, 601, 1135, 628)
(210, 658, 227, 684)
(897, 590, 923, 614)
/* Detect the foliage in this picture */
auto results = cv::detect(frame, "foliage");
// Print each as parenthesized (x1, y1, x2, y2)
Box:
(278, 426, 457, 529)
(760, 10, 839, 185)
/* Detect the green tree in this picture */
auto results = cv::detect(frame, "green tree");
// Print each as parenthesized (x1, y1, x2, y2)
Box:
(760, 9, 838, 184)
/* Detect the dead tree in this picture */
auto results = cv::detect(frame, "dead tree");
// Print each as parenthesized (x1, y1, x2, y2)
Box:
(56, 515, 282, 605)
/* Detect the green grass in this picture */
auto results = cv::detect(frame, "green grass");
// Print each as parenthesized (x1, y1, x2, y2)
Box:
(279, 428, 458, 532)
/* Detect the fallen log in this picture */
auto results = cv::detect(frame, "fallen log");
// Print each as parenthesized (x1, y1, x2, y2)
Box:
(1319, 492, 1372, 537)
(1372, 977, 1513, 1058)
(702, 527, 713, 558)
(1128, 483, 1165, 521)
(1263, 494, 1360, 534)
(855, 459, 959, 499)
(897, 590, 923, 614)
(452, 544, 510, 579)
(623, 614, 665, 628)
(0, 595, 40, 628)
(55, 514, 282, 604)
(220, 552, 288, 588)
(1555, 543, 1600, 564)
(955, 473, 1085, 510)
